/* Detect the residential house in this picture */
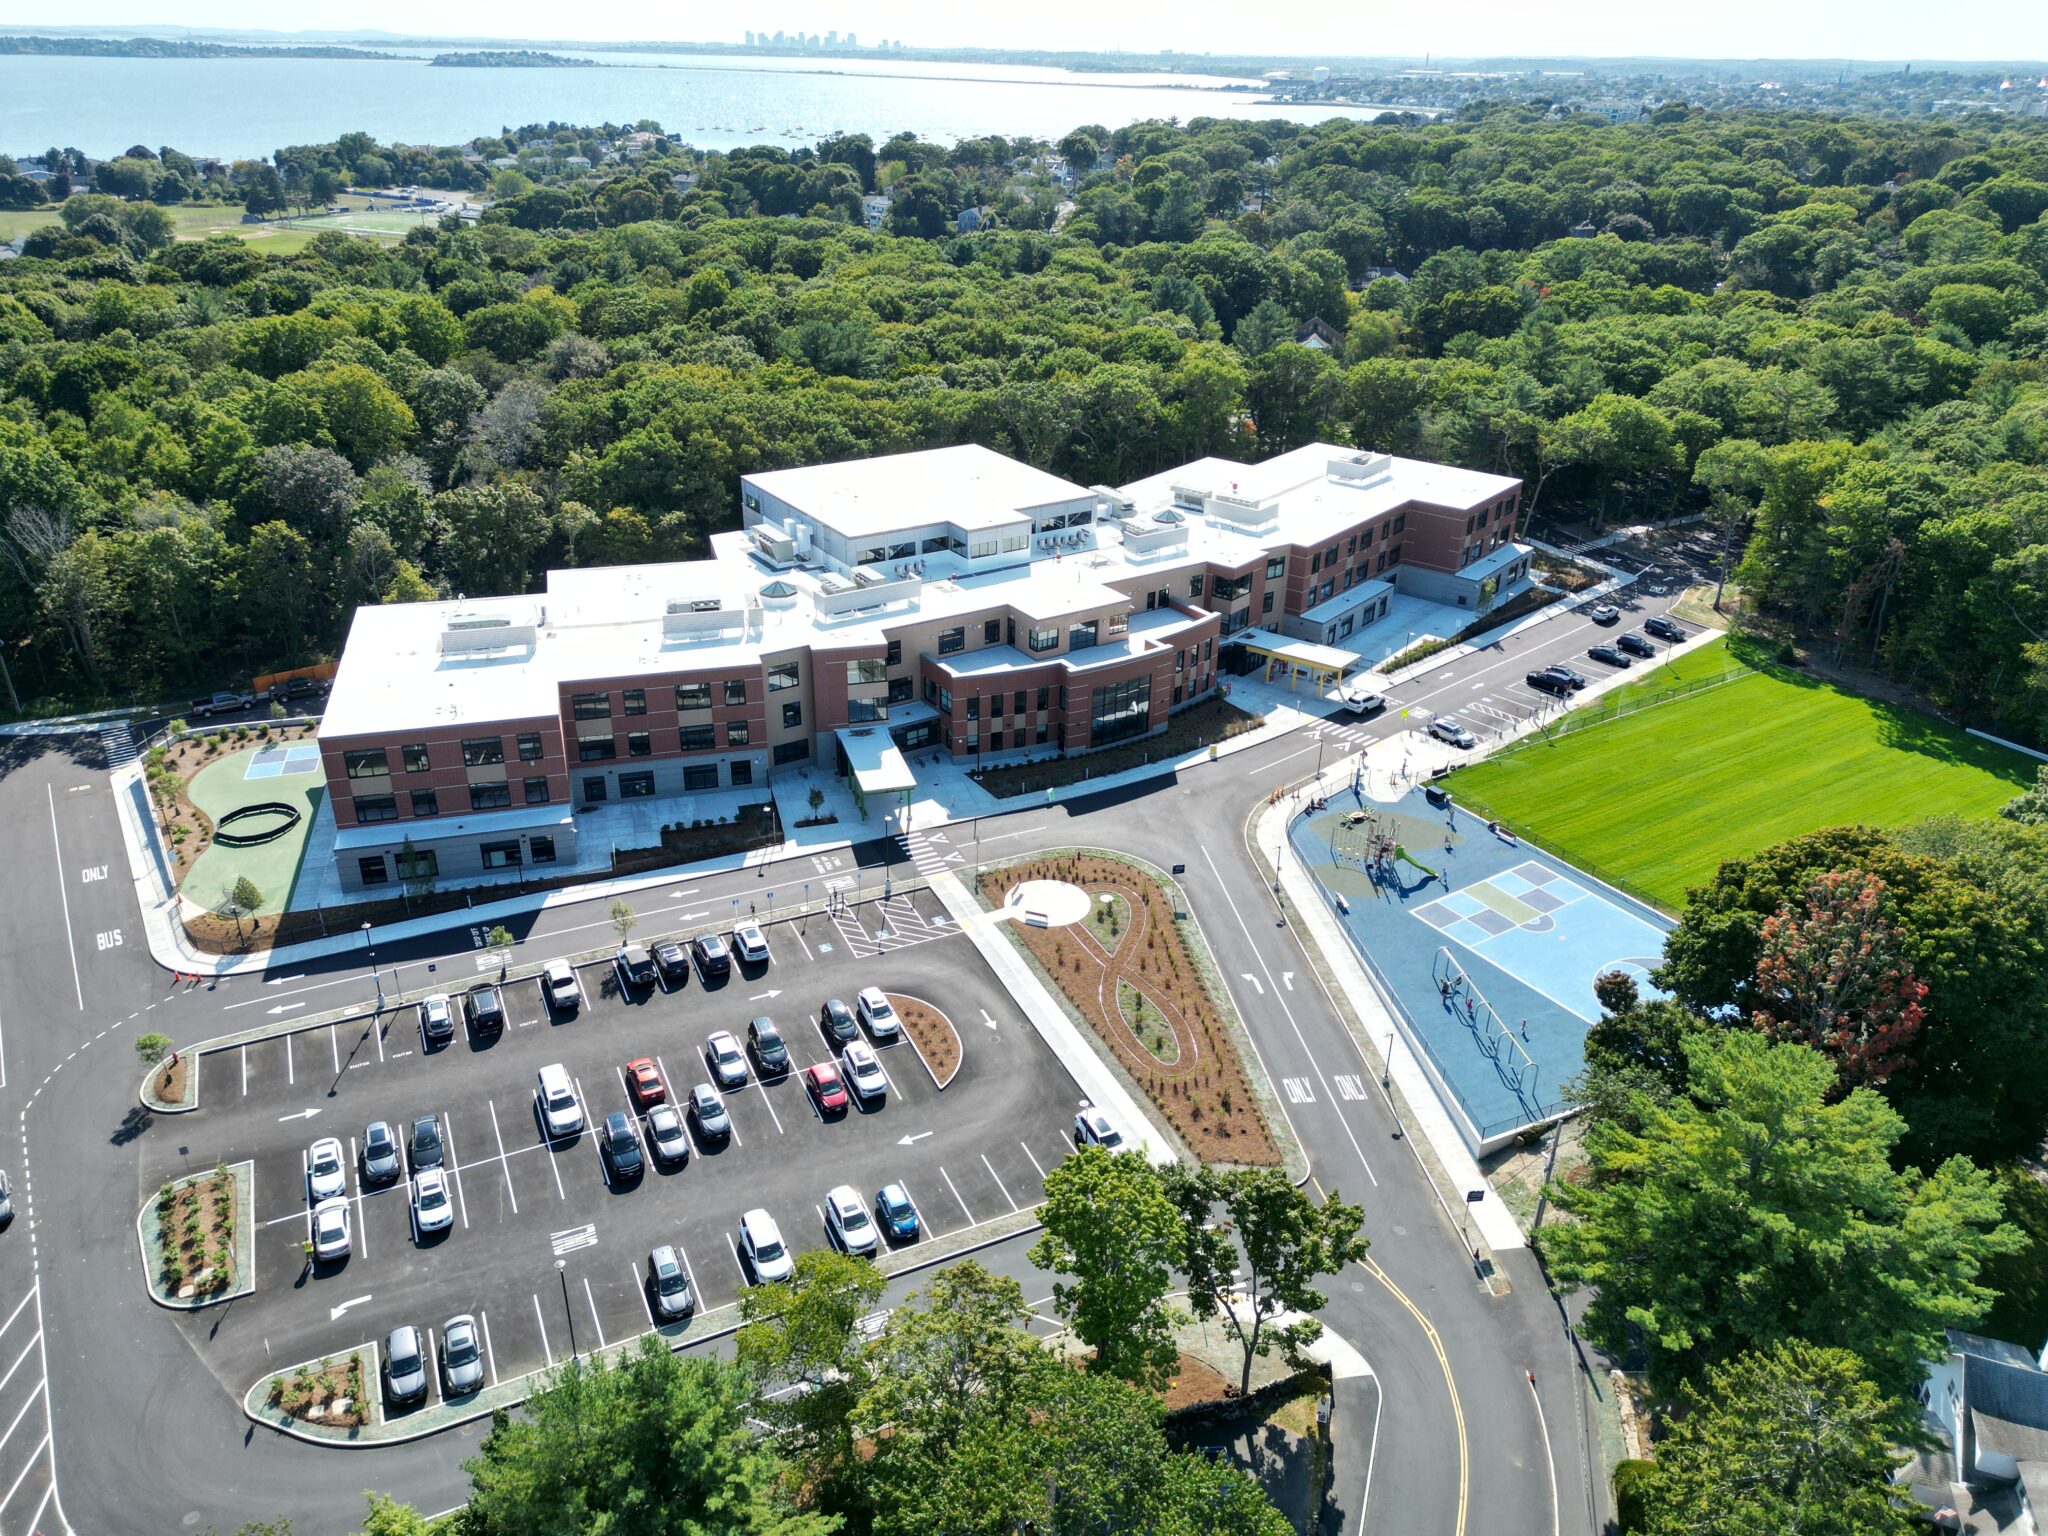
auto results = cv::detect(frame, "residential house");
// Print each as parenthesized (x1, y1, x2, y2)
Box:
(1295, 317, 1342, 352)
(1907, 1330, 2048, 1533)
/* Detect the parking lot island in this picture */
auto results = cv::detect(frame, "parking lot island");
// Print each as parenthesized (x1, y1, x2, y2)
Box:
(136, 1159, 254, 1308)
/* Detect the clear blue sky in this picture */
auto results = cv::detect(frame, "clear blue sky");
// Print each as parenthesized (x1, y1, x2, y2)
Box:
(13, 0, 2045, 63)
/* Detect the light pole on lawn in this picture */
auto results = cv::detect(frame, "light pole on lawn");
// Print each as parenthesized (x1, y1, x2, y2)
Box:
(360, 921, 382, 1011)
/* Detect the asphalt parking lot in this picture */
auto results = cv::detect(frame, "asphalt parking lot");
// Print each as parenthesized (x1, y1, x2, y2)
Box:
(154, 894, 1086, 1418)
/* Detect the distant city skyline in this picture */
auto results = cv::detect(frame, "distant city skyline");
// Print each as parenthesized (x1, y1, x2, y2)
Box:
(5, 0, 2042, 64)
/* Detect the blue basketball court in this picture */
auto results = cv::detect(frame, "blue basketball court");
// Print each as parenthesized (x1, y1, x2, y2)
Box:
(242, 744, 322, 780)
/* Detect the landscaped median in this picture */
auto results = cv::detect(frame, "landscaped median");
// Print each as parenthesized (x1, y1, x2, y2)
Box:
(139, 1043, 199, 1112)
(888, 991, 961, 1088)
(137, 1159, 254, 1308)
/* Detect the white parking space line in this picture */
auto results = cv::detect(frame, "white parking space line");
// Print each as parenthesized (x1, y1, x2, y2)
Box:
(425, 1327, 441, 1406)
(0, 1336, 37, 1401)
(726, 1231, 748, 1285)
(44, 784, 83, 1011)
(374, 1015, 385, 1063)
(980, 1153, 1019, 1213)
(582, 1277, 607, 1350)
(531, 1293, 553, 1367)
(329, 1025, 339, 1076)
(479, 1310, 499, 1387)
(349, 1136, 369, 1259)
(676, 1242, 702, 1310)
(300, 1149, 312, 1242)
(0, 1378, 45, 1460)
(788, 922, 813, 961)
(19, 1479, 53, 1536)
(633, 1266, 655, 1328)
(0, 1287, 35, 1342)
(654, 1054, 675, 1111)
(540, 1106, 567, 1200)
(581, 1077, 609, 1186)
(486, 1100, 519, 1215)
(442, 1116, 470, 1230)
(241, 1045, 248, 1096)
(754, 1078, 785, 1135)
(1018, 1141, 1046, 1180)
(285, 1031, 294, 1086)
(938, 1166, 975, 1226)
(725, 1101, 744, 1148)
(0, 1429, 50, 1519)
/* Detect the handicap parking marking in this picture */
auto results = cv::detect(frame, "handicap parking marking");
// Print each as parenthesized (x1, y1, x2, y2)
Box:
(550, 1222, 597, 1257)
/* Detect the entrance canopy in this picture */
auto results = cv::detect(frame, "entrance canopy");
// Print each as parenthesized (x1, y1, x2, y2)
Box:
(836, 726, 918, 800)
(1231, 627, 1359, 692)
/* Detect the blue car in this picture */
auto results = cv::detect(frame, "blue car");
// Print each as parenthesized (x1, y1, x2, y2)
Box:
(876, 1183, 920, 1242)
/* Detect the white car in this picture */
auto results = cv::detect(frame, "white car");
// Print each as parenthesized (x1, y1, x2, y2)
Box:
(855, 987, 899, 1041)
(842, 1041, 887, 1101)
(739, 1208, 793, 1283)
(1074, 1106, 1126, 1150)
(731, 920, 770, 966)
(541, 958, 583, 1012)
(705, 1031, 748, 1090)
(536, 1063, 583, 1137)
(311, 1196, 351, 1261)
(417, 994, 455, 1042)
(1340, 689, 1387, 715)
(307, 1137, 346, 1200)
(412, 1168, 453, 1234)
(824, 1184, 878, 1257)
(1428, 716, 1477, 749)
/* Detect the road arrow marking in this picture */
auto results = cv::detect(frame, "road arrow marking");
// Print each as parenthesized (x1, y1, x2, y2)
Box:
(329, 1294, 372, 1322)
(897, 1131, 934, 1146)
(1240, 973, 1266, 995)
(1282, 972, 1295, 991)
(267, 1002, 305, 1016)
(927, 832, 950, 843)
(945, 852, 965, 863)
(677, 910, 709, 921)
(749, 990, 782, 1001)
(980, 1009, 997, 1031)
(277, 1107, 322, 1123)
(264, 975, 304, 987)
(667, 888, 699, 899)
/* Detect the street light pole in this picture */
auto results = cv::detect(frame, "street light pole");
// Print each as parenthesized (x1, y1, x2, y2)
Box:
(557, 1257, 577, 1364)
(360, 921, 382, 1011)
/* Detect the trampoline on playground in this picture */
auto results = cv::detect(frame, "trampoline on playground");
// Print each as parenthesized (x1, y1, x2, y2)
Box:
(243, 744, 322, 780)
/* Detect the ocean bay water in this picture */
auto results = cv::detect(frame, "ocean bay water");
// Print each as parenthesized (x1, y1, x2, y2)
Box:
(0, 51, 1385, 160)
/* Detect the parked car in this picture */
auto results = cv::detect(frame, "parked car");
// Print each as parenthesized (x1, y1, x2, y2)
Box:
(266, 676, 327, 705)
(625, 1057, 667, 1110)
(614, 944, 656, 993)
(412, 1168, 453, 1234)
(842, 1041, 887, 1102)
(804, 1061, 850, 1114)
(819, 997, 857, 1045)
(646, 1103, 689, 1164)
(651, 941, 690, 988)
(465, 982, 505, 1034)
(384, 1325, 428, 1405)
(440, 1314, 484, 1396)
(647, 1245, 693, 1318)
(825, 1184, 879, 1257)
(2, 1171, 16, 1224)
(1587, 644, 1632, 668)
(312, 1196, 351, 1261)
(688, 1083, 730, 1142)
(599, 1111, 644, 1181)
(855, 987, 900, 1041)
(705, 1031, 749, 1090)
(1075, 1106, 1125, 1149)
(1428, 716, 1477, 749)
(541, 959, 582, 1013)
(417, 994, 455, 1043)
(408, 1114, 443, 1172)
(739, 1208, 793, 1283)
(692, 932, 732, 979)
(1645, 614, 1687, 642)
(307, 1136, 346, 1200)
(188, 690, 254, 719)
(748, 1016, 789, 1074)
(536, 1063, 583, 1138)
(1586, 603, 1620, 625)
(1339, 689, 1387, 715)
(1526, 669, 1573, 697)
(361, 1120, 401, 1184)
(876, 1182, 920, 1242)
(731, 920, 771, 966)
(1541, 663, 1588, 690)
(1617, 631, 1657, 658)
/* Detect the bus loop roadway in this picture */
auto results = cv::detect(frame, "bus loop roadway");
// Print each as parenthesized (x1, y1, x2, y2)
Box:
(0, 587, 1697, 1536)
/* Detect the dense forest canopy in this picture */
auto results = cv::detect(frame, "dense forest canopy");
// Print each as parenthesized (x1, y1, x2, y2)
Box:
(2, 104, 2046, 739)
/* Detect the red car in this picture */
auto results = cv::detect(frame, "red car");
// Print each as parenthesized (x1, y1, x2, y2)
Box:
(803, 1061, 849, 1113)
(626, 1057, 667, 1110)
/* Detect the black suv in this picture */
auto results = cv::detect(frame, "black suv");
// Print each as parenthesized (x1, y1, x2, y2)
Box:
(692, 932, 732, 979)
(1644, 615, 1686, 642)
(466, 983, 505, 1034)
(599, 1111, 644, 1181)
(1542, 664, 1587, 690)
(748, 1015, 790, 1074)
(1587, 645, 1631, 668)
(1617, 632, 1657, 658)
(820, 997, 857, 1045)
(409, 1113, 444, 1172)
(1526, 669, 1573, 697)
(651, 941, 690, 989)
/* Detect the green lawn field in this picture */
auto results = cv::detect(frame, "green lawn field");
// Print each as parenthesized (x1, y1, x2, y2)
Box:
(1, 198, 409, 249)
(1446, 636, 2037, 910)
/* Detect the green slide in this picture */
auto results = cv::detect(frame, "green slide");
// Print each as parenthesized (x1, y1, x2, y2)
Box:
(1392, 844, 1439, 879)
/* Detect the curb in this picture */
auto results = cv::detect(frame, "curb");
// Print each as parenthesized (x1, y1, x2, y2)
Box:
(887, 991, 960, 1091)
(139, 1052, 200, 1114)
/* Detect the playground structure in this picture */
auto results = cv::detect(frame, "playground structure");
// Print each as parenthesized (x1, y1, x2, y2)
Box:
(1331, 807, 1441, 890)
(1431, 946, 1545, 1119)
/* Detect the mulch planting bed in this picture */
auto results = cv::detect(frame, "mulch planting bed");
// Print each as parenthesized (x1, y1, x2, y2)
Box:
(981, 853, 1278, 1166)
(157, 1164, 238, 1298)
(268, 1352, 370, 1428)
(152, 1053, 191, 1106)
(891, 994, 961, 1087)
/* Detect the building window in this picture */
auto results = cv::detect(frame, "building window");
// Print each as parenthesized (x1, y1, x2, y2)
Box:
(990, 692, 1005, 717)
(1089, 676, 1153, 747)
(1036, 686, 1050, 710)
(1108, 612, 1128, 636)
(1388, 545, 1402, 568)
(577, 737, 617, 762)
(887, 677, 913, 704)
(1310, 552, 1321, 574)
(1036, 725, 1049, 744)
(675, 681, 712, 711)
(921, 533, 959, 555)
(725, 678, 748, 706)
(395, 847, 437, 881)
(529, 836, 556, 865)
(680, 724, 716, 752)
(683, 764, 719, 791)
(345, 749, 390, 779)
(1213, 573, 1251, 602)
(1204, 638, 1214, 660)
(524, 776, 550, 804)
(619, 771, 655, 799)
(354, 794, 397, 823)
(1346, 534, 1357, 555)
(358, 856, 389, 886)
(462, 737, 504, 768)
(858, 545, 888, 566)
(469, 781, 512, 811)
(1013, 690, 1027, 713)
(1068, 619, 1098, 651)
(622, 688, 646, 715)
(1176, 649, 1186, 673)
(727, 720, 751, 746)
(983, 618, 1001, 645)
(848, 698, 886, 723)
(773, 739, 810, 765)
(1265, 556, 1286, 579)
(783, 702, 803, 729)
(730, 761, 753, 787)
(848, 657, 888, 685)
(937, 626, 966, 655)
(401, 743, 431, 773)
(924, 678, 938, 705)
(885, 639, 902, 667)
(938, 687, 953, 714)
(1028, 626, 1059, 652)
(767, 661, 799, 691)
(582, 775, 607, 803)
(966, 697, 979, 721)
(1392, 513, 1406, 534)
(1375, 551, 1387, 574)
(987, 729, 1004, 751)
(572, 692, 611, 720)
(480, 841, 521, 870)
(627, 731, 651, 757)
(410, 789, 440, 817)
(1262, 591, 1275, 615)
(1189, 573, 1205, 598)
(517, 732, 544, 761)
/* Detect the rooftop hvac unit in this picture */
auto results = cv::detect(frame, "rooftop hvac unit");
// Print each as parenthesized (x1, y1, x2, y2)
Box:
(666, 597, 722, 614)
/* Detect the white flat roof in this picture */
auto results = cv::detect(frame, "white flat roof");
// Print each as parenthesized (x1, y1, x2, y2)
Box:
(745, 444, 1093, 538)
(836, 727, 917, 795)
(1232, 627, 1360, 674)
